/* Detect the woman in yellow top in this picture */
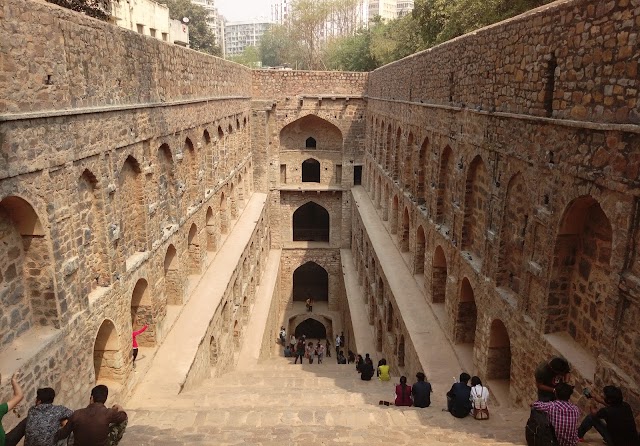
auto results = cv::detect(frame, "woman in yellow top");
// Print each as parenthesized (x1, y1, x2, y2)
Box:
(378, 358, 391, 381)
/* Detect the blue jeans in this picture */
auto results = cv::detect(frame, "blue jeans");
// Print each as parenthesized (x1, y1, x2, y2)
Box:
(578, 414, 613, 444)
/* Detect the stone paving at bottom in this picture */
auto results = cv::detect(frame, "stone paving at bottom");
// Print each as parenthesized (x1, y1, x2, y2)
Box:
(121, 356, 553, 445)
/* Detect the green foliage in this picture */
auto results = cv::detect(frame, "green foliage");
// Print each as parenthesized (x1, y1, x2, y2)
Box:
(325, 28, 378, 72)
(162, 0, 221, 56)
(412, 0, 553, 46)
(229, 46, 262, 68)
(46, 0, 111, 20)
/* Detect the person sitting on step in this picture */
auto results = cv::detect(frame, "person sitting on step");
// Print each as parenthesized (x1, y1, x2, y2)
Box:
(394, 376, 413, 407)
(412, 372, 432, 408)
(360, 356, 374, 380)
(469, 376, 490, 420)
(378, 358, 391, 382)
(445, 373, 472, 418)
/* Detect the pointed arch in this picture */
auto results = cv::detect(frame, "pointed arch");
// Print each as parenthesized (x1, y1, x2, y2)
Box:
(77, 169, 109, 291)
(385, 124, 392, 171)
(403, 132, 414, 190)
(393, 127, 402, 181)
(293, 261, 329, 302)
(455, 278, 477, 344)
(279, 115, 343, 151)
(205, 207, 217, 252)
(220, 191, 228, 234)
(415, 225, 426, 275)
(432, 246, 447, 303)
(118, 155, 146, 257)
(400, 207, 410, 252)
(462, 155, 489, 263)
(163, 244, 182, 305)
(93, 320, 124, 383)
(294, 318, 327, 339)
(546, 196, 612, 356)
(131, 278, 154, 346)
(0, 196, 58, 347)
(487, 319, 511, 381)
(390, 195, 399, 234)
(497, 173, 528, 293)
(417, 137, 428, 203)
(157, 144, 177, 227)
(436, 145, 453, 227)
(302, 158, 321, 183)
(293, 201, 329, 242)
(187, 223, 200, 274)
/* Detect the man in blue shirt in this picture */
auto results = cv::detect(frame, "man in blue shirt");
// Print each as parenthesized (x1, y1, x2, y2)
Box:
(446, 373, 472, 418)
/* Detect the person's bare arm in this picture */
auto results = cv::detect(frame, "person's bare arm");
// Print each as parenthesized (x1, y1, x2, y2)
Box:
(7, 373, 23, 411)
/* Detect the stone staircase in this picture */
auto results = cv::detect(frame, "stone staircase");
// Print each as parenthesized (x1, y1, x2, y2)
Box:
(122, 355, 531, 445)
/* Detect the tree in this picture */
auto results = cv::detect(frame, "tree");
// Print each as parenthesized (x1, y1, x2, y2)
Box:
(161, 0, 221, 56)
(260, 25, 300, 68)
(229, 46, 262, 68)
(412, 0, 553, 46)
(325, 28, 378, 72)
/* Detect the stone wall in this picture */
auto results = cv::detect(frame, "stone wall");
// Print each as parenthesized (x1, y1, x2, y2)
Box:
(252, 71, 368, 100)
(0, 0, 258, 428)
(367, 0, 639, 124)
(0, 0, 251, 116)
(362, 0, 640, 411)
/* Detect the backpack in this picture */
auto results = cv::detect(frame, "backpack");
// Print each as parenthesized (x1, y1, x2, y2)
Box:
(525, 409, 559, 446)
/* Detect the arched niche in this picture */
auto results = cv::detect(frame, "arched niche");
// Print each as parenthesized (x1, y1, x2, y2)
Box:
(118, 156, 146, 257)
(289, 314, 333, 341)
(487, 319, 511, 381)
(546, 195, 612, 356)
(462, 155, 489, 263)
(131, 279, 154, 346)
(436, 145, 453, 227)
(279, 115, 343, 151)
(163, 244, 182, 305)
(400, 207, 410, 252)
(295, 318, 327, 339)
(292, 202, 329, 242)
(431, 246, 447, 303)
(0, 196, 58, 347)
(93, 320, 123, 383)
(455, 278, 477, 344)
(415, 225, 426, 275)
(187, 223, 200, 274)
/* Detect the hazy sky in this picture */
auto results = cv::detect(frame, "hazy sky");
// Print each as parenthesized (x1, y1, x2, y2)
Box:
(217, 0, 271, 22)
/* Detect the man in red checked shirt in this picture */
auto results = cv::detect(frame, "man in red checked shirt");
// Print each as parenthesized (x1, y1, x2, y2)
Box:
(131, 324, 148, 368)
(532, 382, 581, 446)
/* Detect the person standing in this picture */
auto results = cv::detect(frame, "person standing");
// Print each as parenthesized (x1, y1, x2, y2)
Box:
(317, 342, 325, 364)
(335, 334, 341, 357)
(279, 327, 286, 346)
(55, 385, 128, 446)
(535, 357, 571, 402)
(294, 340, 305, 364)
(412, 372, 432, 408)
(325, 339, 331, 358)
(131, 324, 148, 368)
(532, 383, 580, 446)
(290, 334, 296, 351)
(1, 373, 24, 446)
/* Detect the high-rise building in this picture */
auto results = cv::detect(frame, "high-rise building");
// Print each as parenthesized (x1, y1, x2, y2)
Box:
(224, 20, 271, 57)
(190, 0, 225, 47)
(396, 0, 414, 17)
(367, 0, 397, 21)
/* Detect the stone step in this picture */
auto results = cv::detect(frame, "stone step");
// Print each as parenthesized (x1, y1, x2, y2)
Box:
(120, 406, 530, 446)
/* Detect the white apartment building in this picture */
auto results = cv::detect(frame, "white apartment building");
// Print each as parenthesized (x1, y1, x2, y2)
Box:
(111, 0, 189, 45)
(396, 0, 414, 17)
(367, 0, 397, 20)
(190, 0, 225, 47)
(224, 21, 271, 57)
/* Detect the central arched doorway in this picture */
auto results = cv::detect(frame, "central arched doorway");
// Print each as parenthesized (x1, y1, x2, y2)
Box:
(294, 318, 327, 339)
(293, 202, 329, 242)
(302, 158, 321, 182)
(293, 261, 329, 301)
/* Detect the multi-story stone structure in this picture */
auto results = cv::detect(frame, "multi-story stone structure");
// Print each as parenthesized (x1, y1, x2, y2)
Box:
(0, 0, 638, 433)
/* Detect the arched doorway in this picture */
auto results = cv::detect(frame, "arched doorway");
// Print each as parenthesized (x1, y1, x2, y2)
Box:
(390, 195, 399, 234)
(487, 319, 511, 381)
(462, 155, 489, 263)
(302, 158, 321, 183)
(293, 262, 329, 302)
(131, 279, 153, 346)
(93, 320, 123, 383)
(220, 191, 228, 234)
(455, 278, 477, 344)
(292, 202, 329, 242)
(294, 318, 327, 339)
(206, 207, 216, 252)
(398, 335, 405, 367)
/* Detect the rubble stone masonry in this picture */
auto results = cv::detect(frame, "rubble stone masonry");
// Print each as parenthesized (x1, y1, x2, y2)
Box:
(0, 0, 638, 429)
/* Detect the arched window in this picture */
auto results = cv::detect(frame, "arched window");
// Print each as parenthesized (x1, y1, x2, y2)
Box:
(305, 137, 317, 148)
(302, 158, 321, 183)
